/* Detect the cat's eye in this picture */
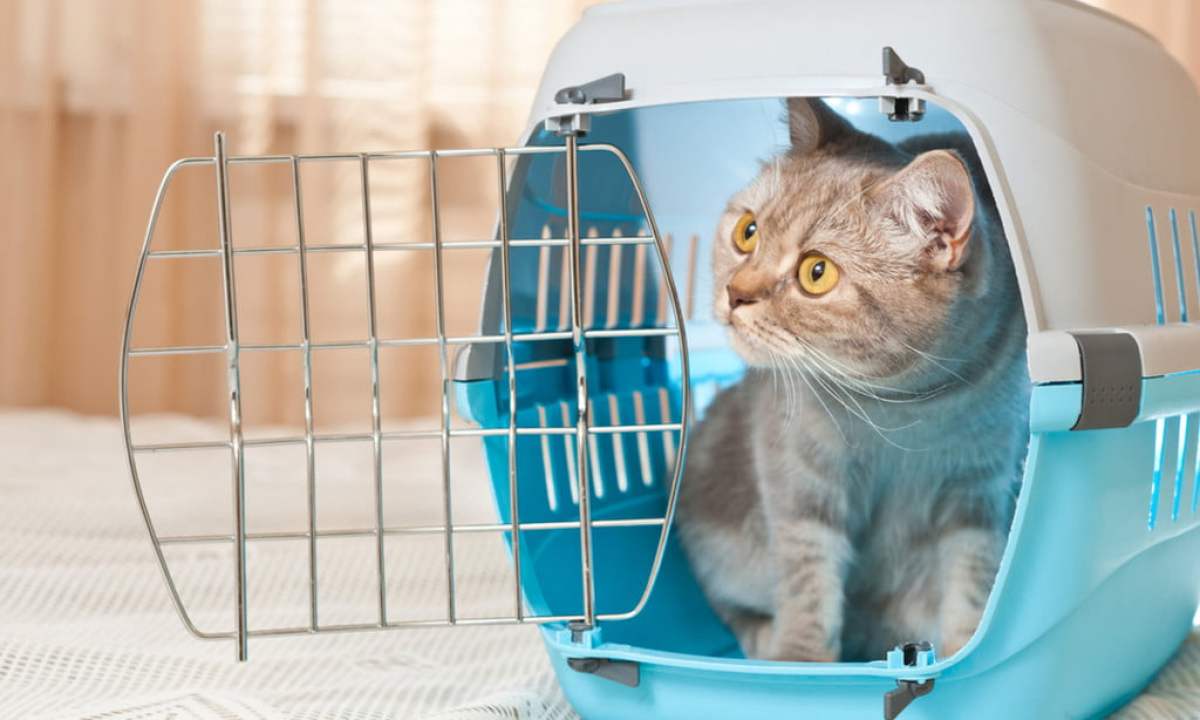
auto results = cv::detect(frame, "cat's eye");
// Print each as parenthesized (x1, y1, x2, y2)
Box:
(798, 253, 840, 295)
(732, 211, 759, 254)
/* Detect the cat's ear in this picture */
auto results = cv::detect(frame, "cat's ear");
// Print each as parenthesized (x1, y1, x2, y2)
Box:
(787, 98, 852, 155)
(875, 150, 975, 271)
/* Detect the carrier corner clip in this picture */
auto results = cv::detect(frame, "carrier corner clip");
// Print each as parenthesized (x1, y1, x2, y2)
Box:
(883, 641, 937, 719)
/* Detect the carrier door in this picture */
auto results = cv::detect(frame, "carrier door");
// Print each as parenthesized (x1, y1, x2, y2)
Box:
(120, 132, 691, 660)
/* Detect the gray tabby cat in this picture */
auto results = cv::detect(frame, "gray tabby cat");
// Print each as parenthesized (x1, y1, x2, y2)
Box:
(676, 99, 1029, 663)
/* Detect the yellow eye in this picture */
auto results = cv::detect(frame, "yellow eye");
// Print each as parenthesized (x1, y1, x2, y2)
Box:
(798, 253, 840, 295)
(732, 211, 759, 254)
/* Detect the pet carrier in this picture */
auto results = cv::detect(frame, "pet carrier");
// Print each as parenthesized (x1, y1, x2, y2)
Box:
(121, 0, 1200, 718)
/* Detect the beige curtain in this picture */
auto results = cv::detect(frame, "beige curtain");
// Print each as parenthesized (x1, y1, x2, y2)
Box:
(1, 0, 1195, 427)
(0, 0, 599, 430)
(1082, 0, 1200, 78)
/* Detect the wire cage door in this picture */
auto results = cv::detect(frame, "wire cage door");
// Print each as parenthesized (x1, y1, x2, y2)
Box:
(120, 132, 691, 660)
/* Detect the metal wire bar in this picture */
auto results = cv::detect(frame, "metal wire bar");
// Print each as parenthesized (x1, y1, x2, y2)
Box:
(292, 156, 319, 631)
(145, 236, 656, 261)
(213, 132, 250, 661)
(215, 236, 657, 255)
(129, 344, 228, 357)
(430, 152, 457, 623)
(497, 149, 523, 621)
(360, 154, 389, 626)
(130, 423, 684, 454)
(129, 327, 675, 358)
(157, 516, 666, 545)
(584, 144, 692, 623)
(178, 611, 629, 643)
(564, 134, 596, 628)
(122, 156, 223, 644)
(210, 144, 592, 165)
(147, 249, 223, 259)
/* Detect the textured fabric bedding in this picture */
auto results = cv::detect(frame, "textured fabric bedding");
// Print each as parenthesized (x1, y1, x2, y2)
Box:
(0, 409, 1194, 719)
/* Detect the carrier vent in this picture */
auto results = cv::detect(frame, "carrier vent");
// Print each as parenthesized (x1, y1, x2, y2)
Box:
(526, 389, 677, 513)
(1145, 207, 1200, 529)
(527, 224, 702, 335)
(1148, 413, 1199, 529)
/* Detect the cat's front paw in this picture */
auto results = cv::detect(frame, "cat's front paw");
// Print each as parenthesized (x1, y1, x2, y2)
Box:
(764, 631, 840, 663)
(939, 622, 978, 659)
(764, 645, 839, 663)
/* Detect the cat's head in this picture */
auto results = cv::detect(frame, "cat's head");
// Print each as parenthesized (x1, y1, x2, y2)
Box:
(713, 98, 980, 382)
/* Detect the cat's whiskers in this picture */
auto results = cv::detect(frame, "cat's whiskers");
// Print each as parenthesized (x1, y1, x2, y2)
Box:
(744, 323, 801, 426)
(748, 320, 844, 438)
(756, 322, 944, 405)
(897, 338, 971, 386)
(755, 327, 922, 449)
(784, 332, 939, 395)
(787, 355, 848, 445)
(798, 352, 925, 433)
(799, 359, 920, 450)
(773, 348, 802, 429)
(796, 341, 949, 405)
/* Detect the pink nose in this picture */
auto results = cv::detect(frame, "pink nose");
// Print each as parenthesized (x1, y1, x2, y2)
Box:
(727, 285, 760, 310)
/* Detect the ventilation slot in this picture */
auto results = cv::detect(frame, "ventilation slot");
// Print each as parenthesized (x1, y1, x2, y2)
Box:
(1147, 208, 1166, 528)
(525, 390, 678, 514)
(1145, 207, 1200, 529)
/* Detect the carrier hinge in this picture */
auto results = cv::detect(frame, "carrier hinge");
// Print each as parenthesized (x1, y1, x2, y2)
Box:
(566, 657, 640, 688)
(1069, 332, 1143, 430)
(546, 73, 629, 136)
(883, 641, 937, 720)
(880, 47, 926, 122)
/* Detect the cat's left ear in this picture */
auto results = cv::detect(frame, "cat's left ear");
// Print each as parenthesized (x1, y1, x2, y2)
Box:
(787, 98, 853, 155)
(874, 150, 975, 271)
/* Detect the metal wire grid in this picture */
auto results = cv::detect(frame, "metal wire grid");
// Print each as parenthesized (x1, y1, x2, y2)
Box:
(119, 132, 692, 660)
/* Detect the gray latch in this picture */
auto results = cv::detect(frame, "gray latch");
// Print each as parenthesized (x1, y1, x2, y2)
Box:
(554, 73, 627, 105)
(880, 47, 925, 122)
(883, 641, 936, 720)
(546, 73, 629, 137)
(566, 657, 640, 688)
(1069, 332, 1143, 430)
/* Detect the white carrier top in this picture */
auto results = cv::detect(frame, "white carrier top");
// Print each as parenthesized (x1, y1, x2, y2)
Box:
(526, 0, 1200, 344)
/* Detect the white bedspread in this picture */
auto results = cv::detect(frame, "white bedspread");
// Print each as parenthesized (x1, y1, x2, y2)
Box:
(0, 410, 1193, 719)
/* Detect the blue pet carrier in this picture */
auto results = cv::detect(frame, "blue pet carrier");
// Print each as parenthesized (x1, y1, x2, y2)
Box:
(122, 1, 1200, 718)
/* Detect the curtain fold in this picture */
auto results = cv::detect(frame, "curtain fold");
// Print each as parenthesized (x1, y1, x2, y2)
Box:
(0, 0, 597, 427)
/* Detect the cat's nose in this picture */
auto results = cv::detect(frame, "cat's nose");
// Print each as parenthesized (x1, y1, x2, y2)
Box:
(727, 285, 760, 310)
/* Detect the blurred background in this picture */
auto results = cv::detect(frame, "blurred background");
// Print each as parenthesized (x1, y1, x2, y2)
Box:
(0, 0, 1195, 429)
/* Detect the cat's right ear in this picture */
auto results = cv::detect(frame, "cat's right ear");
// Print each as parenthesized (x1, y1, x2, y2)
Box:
(873, 150, 976, 272)
(787, 98, 852, 155)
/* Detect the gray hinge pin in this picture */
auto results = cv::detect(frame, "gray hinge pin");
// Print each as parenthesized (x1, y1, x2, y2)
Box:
(546, 73, 629, 137)
(880, 47, 926, 122)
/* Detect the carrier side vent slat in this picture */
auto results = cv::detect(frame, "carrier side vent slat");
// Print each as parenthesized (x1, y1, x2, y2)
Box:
(1147, 208, 1167, 324)
(1169, 209, 1189, 322)
(1171, 415, 1189, 522)
(1191, 412, 1200, 515)
(1146, 207, 1168, 530)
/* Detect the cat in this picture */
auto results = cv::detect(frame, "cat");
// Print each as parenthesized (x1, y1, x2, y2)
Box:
(675, 98, 1029, 663)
